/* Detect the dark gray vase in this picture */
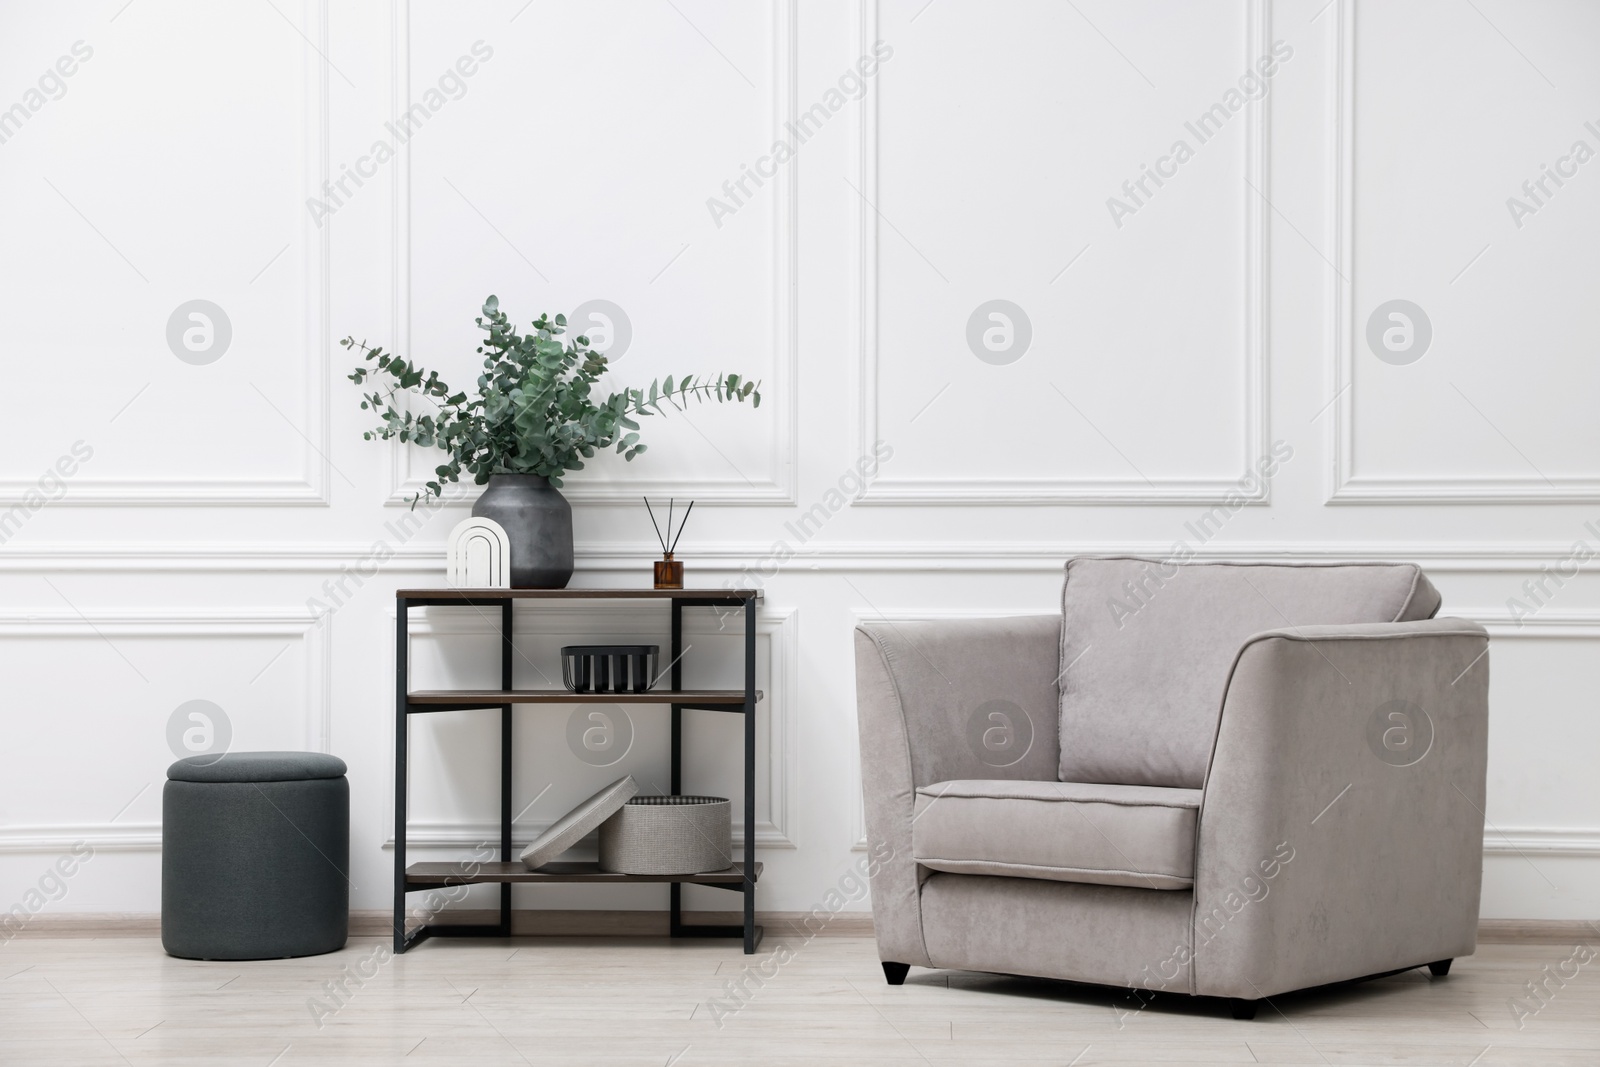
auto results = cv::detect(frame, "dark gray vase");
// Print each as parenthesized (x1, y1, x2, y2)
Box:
(470, 474, 574, 589)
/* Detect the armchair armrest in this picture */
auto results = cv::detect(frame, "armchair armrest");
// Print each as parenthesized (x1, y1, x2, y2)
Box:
(855, 615, 1062, 966)
(1192, 618, 1490, 999)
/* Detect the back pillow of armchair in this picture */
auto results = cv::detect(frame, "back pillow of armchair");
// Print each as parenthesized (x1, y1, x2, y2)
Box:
(1057, 558, 1439, 788)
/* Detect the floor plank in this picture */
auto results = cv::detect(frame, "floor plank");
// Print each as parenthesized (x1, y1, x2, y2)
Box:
(0, 937, 1595, 1065)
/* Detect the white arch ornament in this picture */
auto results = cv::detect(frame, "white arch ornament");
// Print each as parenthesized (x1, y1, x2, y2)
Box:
(446, 517, 511, 589)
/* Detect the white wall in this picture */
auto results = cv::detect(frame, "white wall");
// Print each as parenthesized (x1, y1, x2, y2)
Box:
(1, 0, 1597, 922)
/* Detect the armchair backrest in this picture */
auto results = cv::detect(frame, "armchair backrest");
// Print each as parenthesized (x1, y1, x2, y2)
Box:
(1058, 557, 1439, 788)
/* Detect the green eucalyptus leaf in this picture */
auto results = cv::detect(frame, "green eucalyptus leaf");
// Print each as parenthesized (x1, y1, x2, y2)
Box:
(344, 297, 764, 494)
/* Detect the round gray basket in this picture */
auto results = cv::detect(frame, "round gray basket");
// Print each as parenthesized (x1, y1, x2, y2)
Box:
(598, 795, 732, 875)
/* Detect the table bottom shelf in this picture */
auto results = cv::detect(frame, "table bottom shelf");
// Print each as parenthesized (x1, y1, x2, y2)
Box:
(403, 860, 761, 888)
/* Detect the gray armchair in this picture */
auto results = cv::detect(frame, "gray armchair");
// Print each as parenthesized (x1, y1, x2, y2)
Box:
(855, 558, 1489, 1018)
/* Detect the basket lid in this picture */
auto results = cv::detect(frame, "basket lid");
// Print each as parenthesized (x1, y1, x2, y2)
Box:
(518, 775, 639, 870)
(621, 795, 728, 806)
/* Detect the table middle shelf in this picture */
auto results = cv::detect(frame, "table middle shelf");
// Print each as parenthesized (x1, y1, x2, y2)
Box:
(405, 689, 761, 709)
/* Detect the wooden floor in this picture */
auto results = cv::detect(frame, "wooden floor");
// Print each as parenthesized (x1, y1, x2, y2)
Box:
(1, 935, 1597, 1065)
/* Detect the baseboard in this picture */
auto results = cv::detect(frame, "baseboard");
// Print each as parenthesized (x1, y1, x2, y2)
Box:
(0, 909, 878, 941)
(1477, 919, 1600, 943)
(7, 913, 1591, 943)
(0, 913, 158, 939)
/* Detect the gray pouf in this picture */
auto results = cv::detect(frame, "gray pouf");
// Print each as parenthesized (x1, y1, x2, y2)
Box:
(162, 751, 349, 960)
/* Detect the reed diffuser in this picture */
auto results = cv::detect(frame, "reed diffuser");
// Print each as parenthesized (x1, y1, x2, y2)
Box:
(644, 497, 694, 589)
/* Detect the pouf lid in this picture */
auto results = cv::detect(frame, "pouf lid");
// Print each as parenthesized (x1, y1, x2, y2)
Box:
(167, 751, 347, 783)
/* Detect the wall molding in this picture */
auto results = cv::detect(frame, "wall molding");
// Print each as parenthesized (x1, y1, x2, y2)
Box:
(8, 539, 1600, 573)
(0, 610, 332, 751)
(384, 0, 798, 507)
(2, 601, 1586, 860)
(10, 820, 1593, 858)
(0, 608, 332, 853)
(0, 2, 331, 508)
(0, 824, 162, 855)
(1326, 0, 1600, 505)
(1469, 600, 1600, 860)
(389, 602, 798, 850)
(0, 603, 795, 856)
(1471, 608, 1600, 639)
(1482, 828, 1600, 859)
(7, 910, 1593, 941)
(853, 0, 1271, 505)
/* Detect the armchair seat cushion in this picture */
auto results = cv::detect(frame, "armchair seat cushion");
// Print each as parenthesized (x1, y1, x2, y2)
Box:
(912, 780, 1201, 890)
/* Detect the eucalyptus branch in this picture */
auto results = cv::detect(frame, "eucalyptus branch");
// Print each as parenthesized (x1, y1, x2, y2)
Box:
(342, 296, 763, 507)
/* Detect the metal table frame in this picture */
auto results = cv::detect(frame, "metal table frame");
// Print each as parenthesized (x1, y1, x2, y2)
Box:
(392, 589, 763, 954)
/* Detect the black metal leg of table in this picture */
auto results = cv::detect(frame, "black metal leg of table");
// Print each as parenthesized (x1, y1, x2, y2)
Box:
(743, 596, 758, 954)
(499, 597, 513, 936)
(393, 598, 409, 954)
(669, 598, 683, 935)
(670, 598, 684, 781)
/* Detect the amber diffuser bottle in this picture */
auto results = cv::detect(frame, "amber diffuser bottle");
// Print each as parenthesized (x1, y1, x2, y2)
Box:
(654, 552, 684, 590)
(646, 497, 693, 590)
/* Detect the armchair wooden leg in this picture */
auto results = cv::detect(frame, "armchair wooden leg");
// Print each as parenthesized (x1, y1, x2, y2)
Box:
(882, 962, 910, 986)
(1427, 959, 1453, 977)
(1229, 998, 1259, 1020)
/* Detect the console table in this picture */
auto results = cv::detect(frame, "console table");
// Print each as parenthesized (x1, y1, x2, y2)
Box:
(393, 587, 764, 953)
